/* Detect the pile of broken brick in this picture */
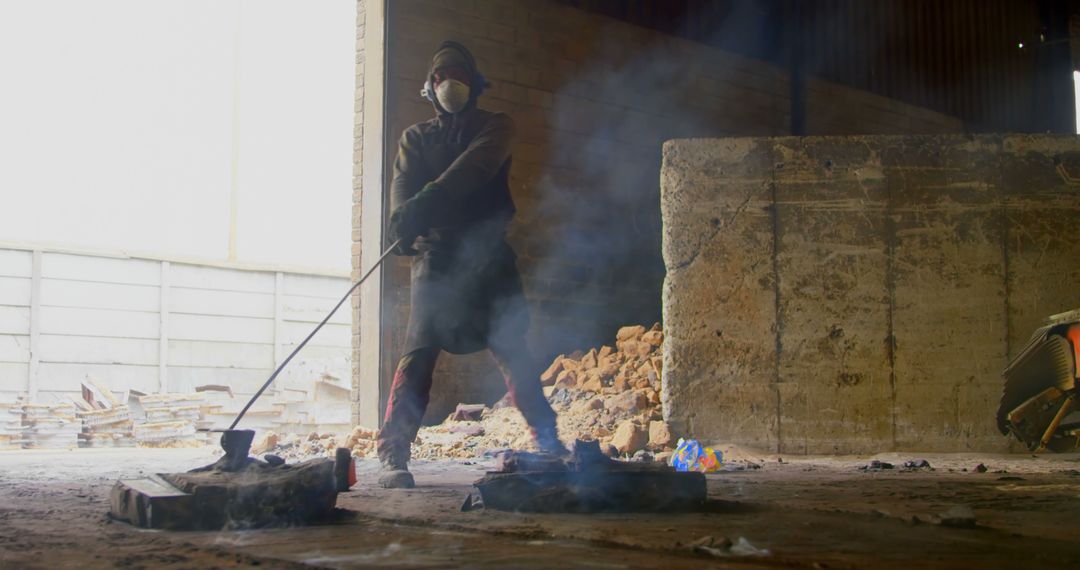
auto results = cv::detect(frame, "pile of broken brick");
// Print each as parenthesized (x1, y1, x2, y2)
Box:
(254, 324, 677, 463)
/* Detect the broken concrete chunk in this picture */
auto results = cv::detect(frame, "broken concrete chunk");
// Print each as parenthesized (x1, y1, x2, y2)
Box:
(598, 345, 614, 359)
(617, 339, 654, 359)
(570, 396, 604, 415)
(597, 361, 620, 380)
(580, 348, 598, 370)
(606, 391, 647, 414)
(113, 459, 338, 530)
(580, 373, 603, 393)
(641, 330, 664, 347)
(540, 356, 565, 385)
(613, 373, 631, 392)
(554, 369, 578, 389)
(611, 421, 648, 454)
(251, 432, 279, 455)
(451, 404, 487, 422)
(648, 421, 674, 449)
(644, 389, 661, 405)
(616, 325, 646, 342)
(902, 459, 932, 470)
(859, 460, 894, 471)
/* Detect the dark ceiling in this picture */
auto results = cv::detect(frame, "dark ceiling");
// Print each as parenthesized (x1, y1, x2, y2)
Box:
(559, 0, 1080, 133)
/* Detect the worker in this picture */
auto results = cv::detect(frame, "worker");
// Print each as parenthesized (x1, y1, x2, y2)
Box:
(376, 41, 566, 489)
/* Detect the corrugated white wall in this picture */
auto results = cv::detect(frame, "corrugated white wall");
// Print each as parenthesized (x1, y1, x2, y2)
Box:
(0, 246, 350, 403)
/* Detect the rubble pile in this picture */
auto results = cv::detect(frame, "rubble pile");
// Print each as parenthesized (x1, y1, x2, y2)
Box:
(133, 393, 205, 447)
(0, 401, 24, 449)
(20, 402, 81, 449)
(75, 377, 134, 448)
(258, 324, 677, 463)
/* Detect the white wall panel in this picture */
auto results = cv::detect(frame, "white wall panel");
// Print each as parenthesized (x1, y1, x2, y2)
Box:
(0, 250, 32, 278)
(35, 362, 159, 393)
(0, 362, 29, 391)
(166, 366, 269, 395)
(0, 276, 31, 306)
(281, 321, 350, 347)
(281, 293, 349, 324)
(0, 248, 349, 399)
(282, 273, 348, 298)
(170, 287, 274, 318)
(170, 313, 273, 344)
(170, 263, 274, 293)
(40, 279, 159, 312)
(42, 252, 160, 285)
(38, 334, 158, 366)
(168, 339, 273, 369)
(0, 334, 30, 363)
(0, 306, 30, 335)
(277, 355, 349, 386)
(39, 306, 159, 339)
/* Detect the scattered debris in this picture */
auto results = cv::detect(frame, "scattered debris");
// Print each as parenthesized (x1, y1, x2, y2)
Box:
(261, 324, 679, 462)
(691, 535, 733, 556)
(134, 393, 204, 447)
(76, 378, 134, 448)
(859, 460, 895, 471)
(902, 459, 932, 470)
(450, 404, 486, 422)
(0, 400, 24, 449)
(690, 535, 771, 557)
(936, 505, 977, 528)
(672, 439, 724, 472)
(473, 440, 707, 512)
(20, 402, 80, 449)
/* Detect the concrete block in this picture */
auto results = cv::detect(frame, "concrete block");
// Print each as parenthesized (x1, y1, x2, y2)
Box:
(662, 134, 1080, 453)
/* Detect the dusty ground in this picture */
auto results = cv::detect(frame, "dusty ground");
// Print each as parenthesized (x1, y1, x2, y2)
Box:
(1, 447, 1079, 568)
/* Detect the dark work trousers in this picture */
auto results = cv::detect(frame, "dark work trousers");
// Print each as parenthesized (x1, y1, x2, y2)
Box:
(376, 337, 557, 464)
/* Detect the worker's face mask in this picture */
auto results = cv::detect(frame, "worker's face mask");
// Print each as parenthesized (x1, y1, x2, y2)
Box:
(435, 79, 470, 114)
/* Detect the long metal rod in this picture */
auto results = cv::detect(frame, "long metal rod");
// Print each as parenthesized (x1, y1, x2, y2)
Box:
(229, 240, 400, 429)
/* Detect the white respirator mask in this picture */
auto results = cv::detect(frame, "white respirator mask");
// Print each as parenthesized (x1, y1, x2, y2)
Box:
(435, 79, 470, 114)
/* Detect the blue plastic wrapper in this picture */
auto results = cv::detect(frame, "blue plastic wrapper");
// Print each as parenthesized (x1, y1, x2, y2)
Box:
(670, 438, 723, 473)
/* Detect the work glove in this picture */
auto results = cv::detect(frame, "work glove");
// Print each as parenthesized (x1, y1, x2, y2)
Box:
(388, 183, 442, 255)
(388, 208, 421, 255)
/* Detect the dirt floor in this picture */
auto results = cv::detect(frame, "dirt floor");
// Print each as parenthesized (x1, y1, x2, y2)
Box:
(2, 447, 1080, 569)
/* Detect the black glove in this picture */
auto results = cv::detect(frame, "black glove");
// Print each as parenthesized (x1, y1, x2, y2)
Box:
(388, 183, 442, 255)
(388, 207, 421, 255)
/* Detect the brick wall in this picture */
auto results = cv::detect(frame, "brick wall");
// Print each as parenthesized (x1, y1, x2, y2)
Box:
(359, 0, 964, 425)
(349, 0, 366, 427)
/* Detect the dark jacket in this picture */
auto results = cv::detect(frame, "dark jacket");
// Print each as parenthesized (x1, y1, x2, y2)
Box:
(388, 107, 528, 354)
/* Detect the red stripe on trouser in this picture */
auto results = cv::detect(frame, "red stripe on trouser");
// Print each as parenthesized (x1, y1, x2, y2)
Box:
(376, 339, 558, 463)
(378, 348, 437, 464)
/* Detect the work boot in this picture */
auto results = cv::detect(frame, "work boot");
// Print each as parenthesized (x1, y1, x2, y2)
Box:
(533, 426, 569, 456)
(377, 454, 415, 489)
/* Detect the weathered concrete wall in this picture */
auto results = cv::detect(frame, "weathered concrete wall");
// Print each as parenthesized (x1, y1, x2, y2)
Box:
(662, 134, 1080, 453)
(364, 0, 963, 425)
